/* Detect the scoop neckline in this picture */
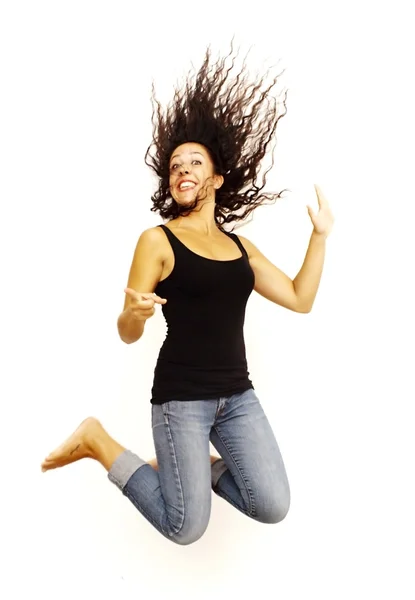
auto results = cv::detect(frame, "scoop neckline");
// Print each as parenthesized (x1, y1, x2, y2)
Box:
(161, 224, 244, 263)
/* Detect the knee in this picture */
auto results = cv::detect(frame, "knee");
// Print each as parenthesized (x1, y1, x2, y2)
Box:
(255, 486, 291, 525)
(171, 516, 210, 546)
(172, 525, 208, 546)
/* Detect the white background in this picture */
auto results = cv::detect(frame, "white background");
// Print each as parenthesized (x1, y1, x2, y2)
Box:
(1, 1, 414, 598)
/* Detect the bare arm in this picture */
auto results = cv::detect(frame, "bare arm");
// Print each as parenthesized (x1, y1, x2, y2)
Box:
(292, 231, 326, 313)
(238, 235, 304, 312)
(238, 233, 325, 313)
(117, 228, 165, 344)
(237, 185, 332, 313)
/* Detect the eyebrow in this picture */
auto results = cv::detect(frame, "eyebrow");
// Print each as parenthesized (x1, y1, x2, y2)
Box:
(170, 151, 204, 162)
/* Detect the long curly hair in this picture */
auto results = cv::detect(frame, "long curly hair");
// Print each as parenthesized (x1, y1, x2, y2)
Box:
(144, 41, 289, 231)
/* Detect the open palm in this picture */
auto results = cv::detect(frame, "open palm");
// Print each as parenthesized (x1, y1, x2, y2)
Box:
(307, 184, 334, 238)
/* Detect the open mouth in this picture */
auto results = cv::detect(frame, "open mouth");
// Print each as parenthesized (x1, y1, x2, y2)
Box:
(178, 181, 197, 192)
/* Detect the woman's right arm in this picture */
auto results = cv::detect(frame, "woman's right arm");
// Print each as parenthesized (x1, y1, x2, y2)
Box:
(117, 227, 165, 344)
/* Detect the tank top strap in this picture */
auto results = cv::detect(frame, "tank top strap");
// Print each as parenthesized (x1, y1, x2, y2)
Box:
(158, 224, 182, 250)
(224, 231, 249, 259)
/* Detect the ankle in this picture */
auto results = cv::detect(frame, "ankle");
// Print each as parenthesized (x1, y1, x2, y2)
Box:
(86, 426, 126, 472)
(82, 420, 107, 460)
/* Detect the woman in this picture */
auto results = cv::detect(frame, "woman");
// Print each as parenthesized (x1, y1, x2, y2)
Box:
(41, 44, 334, 545)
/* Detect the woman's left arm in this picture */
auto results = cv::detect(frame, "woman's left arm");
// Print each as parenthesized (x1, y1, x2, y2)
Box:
(239, 184, 334, 313)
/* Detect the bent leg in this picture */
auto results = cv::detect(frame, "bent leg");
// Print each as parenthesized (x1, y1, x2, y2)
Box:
(210, 389, 290, 524)
(41, 403, 215, 545)
(110, 400, 216, 544)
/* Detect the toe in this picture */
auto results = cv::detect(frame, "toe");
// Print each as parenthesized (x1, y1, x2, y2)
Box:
(41, 456, 55, 469)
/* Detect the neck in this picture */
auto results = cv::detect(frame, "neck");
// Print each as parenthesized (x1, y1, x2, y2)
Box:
(173, 199, 220, 236)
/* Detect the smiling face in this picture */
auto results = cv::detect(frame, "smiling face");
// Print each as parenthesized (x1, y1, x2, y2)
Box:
(168, 142, 223, 206)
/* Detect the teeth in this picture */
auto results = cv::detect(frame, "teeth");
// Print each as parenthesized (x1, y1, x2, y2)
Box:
(179, 182, 196, 190)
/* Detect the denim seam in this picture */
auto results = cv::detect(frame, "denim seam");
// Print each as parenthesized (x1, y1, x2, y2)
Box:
(212, 425, 256, 517)
(214, 487, 252, 517)
(161, 403, 185, 535)
(122, 485, 170, 537)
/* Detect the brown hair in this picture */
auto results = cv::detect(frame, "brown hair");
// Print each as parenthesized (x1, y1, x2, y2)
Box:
(145, 41, 289, 230)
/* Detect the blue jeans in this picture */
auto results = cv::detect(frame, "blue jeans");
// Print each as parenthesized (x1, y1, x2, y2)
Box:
(108, 389, 290, 545)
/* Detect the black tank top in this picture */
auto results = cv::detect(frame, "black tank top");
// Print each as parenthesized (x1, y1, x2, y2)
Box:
(150, 224, 255, 404)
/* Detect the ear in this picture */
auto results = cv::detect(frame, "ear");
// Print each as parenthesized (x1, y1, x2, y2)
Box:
(213, 175, 224, 190)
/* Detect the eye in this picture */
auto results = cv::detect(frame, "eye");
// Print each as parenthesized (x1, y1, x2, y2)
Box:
(192, 160, 202, 165)
(170, 164, 179, 171)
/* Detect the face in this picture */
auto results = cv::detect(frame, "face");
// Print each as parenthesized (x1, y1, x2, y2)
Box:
(168, 142, 223, 205)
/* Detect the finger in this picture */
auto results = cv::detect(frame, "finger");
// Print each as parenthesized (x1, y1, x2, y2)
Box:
(314, 184, 328, 209)
(135, 307, 155, 317)
(140, 292, 167, 304)
(314, 184, 322, 208)
(130, 303, 155, 314)
(124, 289, 166, 304)
(136, 299, 154, 309)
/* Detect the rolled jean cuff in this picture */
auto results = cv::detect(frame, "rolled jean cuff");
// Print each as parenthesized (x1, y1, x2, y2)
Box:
(107, 449, 146, 490)
(211, 458, 228, 488)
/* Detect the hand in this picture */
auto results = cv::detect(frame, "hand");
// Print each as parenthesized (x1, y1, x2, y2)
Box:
(307, 184, 334, 238)
(124, 288, 167, 322)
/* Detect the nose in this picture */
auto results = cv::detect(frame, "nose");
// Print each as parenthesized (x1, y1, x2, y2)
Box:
(179, 164, 190, 175)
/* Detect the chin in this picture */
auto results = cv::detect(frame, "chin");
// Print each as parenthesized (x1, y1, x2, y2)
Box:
(175, 195, 199, 206)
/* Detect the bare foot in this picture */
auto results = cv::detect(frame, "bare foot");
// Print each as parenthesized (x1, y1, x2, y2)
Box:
(41, 417, 102, 472)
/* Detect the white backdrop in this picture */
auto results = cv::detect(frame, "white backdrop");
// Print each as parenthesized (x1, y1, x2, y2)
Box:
(1, 1, 414, 599)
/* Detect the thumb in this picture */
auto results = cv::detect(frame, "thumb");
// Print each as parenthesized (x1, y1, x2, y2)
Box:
(124, 287, 143, 300)
(124, 287, 139, 300)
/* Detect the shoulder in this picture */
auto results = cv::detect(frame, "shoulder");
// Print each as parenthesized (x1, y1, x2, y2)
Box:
(140, 225, 170, 244)
(138, 225, 170, 260)
(140, 225, 165, 240)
